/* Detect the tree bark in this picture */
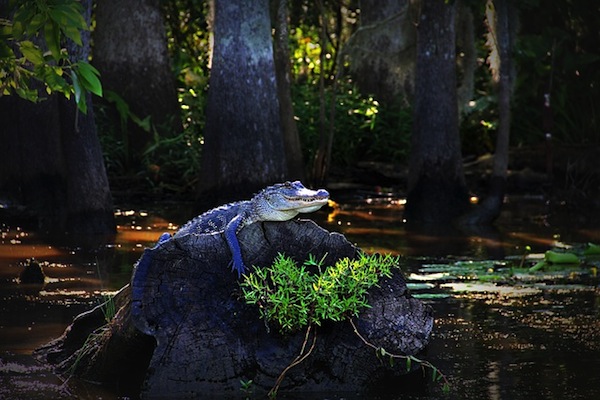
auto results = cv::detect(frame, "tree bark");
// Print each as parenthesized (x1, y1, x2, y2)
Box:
(36, 220, 433, 397)
(458, 0, 516, 226)
(60, 0, 115, 234)
(200, 0, 287, 204)
(0, 0, 115, 234)
(272, 0, 305, 181)
(404, 0, 470, 225)
(345, 0, 418, 103)
(94, 0, 181, 168)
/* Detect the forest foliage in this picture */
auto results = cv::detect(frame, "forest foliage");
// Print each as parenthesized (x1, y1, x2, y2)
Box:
(2, 0, 599, 194)
(0, 0, 101, 113)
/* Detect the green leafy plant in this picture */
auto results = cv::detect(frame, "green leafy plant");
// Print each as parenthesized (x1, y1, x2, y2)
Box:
(241, 252, 448, 396)
(0, 0, 102, 113)
(292, 79, 412, 169)
(241, 252, 396, 333)
(239, 378, 254, 399)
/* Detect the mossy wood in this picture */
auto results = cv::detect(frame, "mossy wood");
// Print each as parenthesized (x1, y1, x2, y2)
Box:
(36, 220, 433, 398)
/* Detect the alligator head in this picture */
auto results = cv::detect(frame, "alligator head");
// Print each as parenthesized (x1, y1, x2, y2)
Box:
(252, 181, 329, 222)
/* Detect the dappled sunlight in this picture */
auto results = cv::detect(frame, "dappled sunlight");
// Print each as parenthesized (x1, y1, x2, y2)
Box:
(508, 231, 560, 247)
(115, 208, 178, 247)
(115, 227, 172, 247)
(1, 198, 600, 399)
(0, 242, 64, 262)
(343, 226, 403, 236)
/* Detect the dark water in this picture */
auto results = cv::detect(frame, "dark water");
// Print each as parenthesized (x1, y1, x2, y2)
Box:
(1, 193, 599, 399)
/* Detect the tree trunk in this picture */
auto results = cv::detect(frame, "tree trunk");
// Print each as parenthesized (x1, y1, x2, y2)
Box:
(345, 0, 418, 103)
(60, 0, 115, 234)
(404, 0, 470, 225)
(200, 0, 287, 204)
(272, 0, 305, 181)
(0, 0, 115, 234)
(94, 0, 181, 169)
(458, 0, 515, 226)
(36, 220, 433, 397)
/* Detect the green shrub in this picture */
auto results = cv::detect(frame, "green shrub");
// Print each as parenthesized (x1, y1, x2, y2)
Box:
(240, 252, 397, 334)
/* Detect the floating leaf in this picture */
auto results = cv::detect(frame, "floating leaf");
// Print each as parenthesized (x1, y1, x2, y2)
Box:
(584, 243, 600, 256)
(528, 261, 547, 272)
(544, 250, 579, 265)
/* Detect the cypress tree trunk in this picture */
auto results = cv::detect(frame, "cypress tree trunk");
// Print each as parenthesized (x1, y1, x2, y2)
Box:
(404, 0, 470, 225)
(60, 0, 115, 234)
(94, 0, 181, 169)
(459, 0, 516, 226)
(273, 0, 305, 181)
(345, 0, 417, 103)
(200, 0, 287, 204)
(0, 0, 115, 234)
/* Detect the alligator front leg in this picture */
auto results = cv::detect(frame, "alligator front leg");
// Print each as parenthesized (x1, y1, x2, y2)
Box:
(224, 214, 247, 277)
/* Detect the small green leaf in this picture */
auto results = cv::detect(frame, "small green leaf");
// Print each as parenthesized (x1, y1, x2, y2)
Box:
(26, 13, 46, 35)
(0, 20, 13, 39)
(406, 356, 412, 372)
(12, 20, 24, 39)
(70, 70, 82, 105)
(528, 261, 546, 272)
(42, 66, 68, 93)
(77, 62, 102, 96)
(12, 6, 35, 39)
(15, 86, 38, 102)
(50, 4, 88, 30)
(44, 20, 61, 60)
(442, 383, 450, 393)
(61, 25, 82, 46)
(20, 41, 44, 65)
(77, 91, 88, 114)
(71, 71, 87, 114)
(0, 41, 14, 59)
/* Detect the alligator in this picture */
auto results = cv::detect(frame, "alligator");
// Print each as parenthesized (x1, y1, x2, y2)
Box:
(156, 181, 329, 276)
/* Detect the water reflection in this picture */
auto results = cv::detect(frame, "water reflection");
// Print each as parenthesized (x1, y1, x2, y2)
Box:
(0, 193, 599, 399)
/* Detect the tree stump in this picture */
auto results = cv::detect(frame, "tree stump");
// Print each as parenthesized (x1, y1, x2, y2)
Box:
(37, 219, 434, 398)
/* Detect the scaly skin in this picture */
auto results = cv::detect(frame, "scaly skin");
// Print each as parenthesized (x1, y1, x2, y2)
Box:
(168, 181, 329, 276)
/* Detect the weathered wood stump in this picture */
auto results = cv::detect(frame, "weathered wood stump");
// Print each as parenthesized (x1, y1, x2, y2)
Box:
(36, 219, 433, 398)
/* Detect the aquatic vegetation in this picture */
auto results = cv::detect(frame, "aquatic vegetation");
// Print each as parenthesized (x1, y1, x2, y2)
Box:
(407, 242, 600, 298)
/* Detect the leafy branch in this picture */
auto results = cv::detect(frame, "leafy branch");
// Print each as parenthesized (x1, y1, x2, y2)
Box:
(0, 0, 102, 112)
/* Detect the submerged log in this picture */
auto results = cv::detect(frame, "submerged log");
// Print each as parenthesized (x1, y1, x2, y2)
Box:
(37, 219, 433, 398)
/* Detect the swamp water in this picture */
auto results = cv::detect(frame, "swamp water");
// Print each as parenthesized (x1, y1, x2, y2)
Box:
(1, 192, 599, 399)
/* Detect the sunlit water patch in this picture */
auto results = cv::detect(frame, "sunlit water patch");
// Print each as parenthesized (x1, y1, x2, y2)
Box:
(0, 194, 599, 399)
